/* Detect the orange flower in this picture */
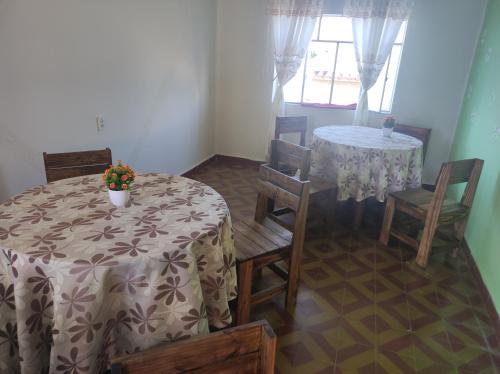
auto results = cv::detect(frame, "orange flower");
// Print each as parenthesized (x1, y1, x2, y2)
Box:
(121, 183, 128, 190)
(111, 173, 117, 178)
(109, 182, 116, 190)
(121, 174, 128, 181)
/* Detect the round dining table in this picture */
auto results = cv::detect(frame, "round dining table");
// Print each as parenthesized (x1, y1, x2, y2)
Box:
(0, 173, 237, 374)
(310, 125, 423, 202)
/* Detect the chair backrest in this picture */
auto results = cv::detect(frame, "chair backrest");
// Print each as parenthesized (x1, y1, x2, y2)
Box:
(433, 158, 484, 208)
(255, 164, 310, 235)
(393, 124, 431, 162)
(43, 148, 112, 183)
(111, 320, 276, 374)
(270, 139, 311, 181)
(275, 116, 307, 146)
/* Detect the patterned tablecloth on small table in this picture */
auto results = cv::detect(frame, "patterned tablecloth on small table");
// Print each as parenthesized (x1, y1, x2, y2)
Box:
(0, 173, 237, 374)
(310, 126, 423, 202)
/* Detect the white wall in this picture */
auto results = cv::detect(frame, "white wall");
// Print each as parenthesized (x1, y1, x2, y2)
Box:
(216, 0, 487, 183)
(0, 0, 217, 202)
(215, 0, 274, 160)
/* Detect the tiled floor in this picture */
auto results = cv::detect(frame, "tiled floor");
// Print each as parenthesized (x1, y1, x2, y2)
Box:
(186, 157, 500, 373)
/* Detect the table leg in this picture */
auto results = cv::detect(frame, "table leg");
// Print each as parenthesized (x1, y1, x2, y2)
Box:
(353, 200, 365, 231)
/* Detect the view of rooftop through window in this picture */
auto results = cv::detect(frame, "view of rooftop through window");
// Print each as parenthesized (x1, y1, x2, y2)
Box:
(284, 15, 407, 113)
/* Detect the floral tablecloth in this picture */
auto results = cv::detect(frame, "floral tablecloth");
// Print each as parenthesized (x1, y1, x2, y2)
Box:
(0, 173, 236, 374)
(310, 126, 423, 202)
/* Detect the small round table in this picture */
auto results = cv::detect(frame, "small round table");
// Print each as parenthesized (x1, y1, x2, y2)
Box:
(0, 173, 236, 374)
(310, 125, 423, 202)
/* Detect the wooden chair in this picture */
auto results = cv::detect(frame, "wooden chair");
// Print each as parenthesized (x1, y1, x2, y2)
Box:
(43, 148, 112, 183)
(270, 139, 337, 229)
(110, 320, 276, 374)
(379, 158, 484, 268)
(275, 116, 307, 146)
(393, 124, 432, 162)
(234, 164, 310, 325)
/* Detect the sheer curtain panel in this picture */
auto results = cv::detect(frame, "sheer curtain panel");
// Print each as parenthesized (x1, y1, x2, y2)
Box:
(345, 0, 413, 125)
(267, 0, 323, 154)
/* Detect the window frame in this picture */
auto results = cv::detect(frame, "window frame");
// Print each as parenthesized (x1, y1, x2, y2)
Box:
(286, 14, 406, 113)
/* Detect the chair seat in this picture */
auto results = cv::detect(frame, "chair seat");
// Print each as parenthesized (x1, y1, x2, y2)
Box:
(234, 217, 293, 262)
(390, 188, 470, 224)
(390, 188, 434, 205)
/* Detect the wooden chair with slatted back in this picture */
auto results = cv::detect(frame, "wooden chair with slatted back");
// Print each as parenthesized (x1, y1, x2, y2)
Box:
(43, 148, 112, 183)
(393, 124, 432, 162)
(270, 139, 337, 229)
(234, 164, 310, 325)
(110, 320, 276, 374)
(275, 116, 307, 146)
(270, 139, 311, 194)
(379, 158, 483, 268)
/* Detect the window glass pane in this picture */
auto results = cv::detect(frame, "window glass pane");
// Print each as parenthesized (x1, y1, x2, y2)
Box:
(395, 21, 407, 44)
(367, 59, 389, 112)
(330, 43, 360, 106)
(381, 45, 402, 112)
(319, 15, 353, 42)
(284, 17, 407, 111)
(283, 58, 305, 103)
(302, 42, 336, 104)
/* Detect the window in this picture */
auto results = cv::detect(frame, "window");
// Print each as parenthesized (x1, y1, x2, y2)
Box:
(283, 15, 407, 113)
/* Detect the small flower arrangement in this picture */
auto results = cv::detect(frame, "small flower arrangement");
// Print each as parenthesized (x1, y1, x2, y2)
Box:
(103, 161, 135, 191)
(383, 116, 396, 128)
(382, 116, 395, 137)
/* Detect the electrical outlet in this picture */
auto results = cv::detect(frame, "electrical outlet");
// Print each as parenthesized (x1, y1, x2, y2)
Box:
(96, 116, 104, 132)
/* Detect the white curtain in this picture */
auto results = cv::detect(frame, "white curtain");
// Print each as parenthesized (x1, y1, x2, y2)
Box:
(345, 0, 413, 125)
(267, 0, 323, 154)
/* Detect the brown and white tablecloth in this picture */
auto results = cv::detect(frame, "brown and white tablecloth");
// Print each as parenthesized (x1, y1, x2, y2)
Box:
(310, 126, 423, 202)
(0, 173, 237, 374)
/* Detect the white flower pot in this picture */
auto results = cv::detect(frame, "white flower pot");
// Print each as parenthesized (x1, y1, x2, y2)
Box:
(382, 127, 393, 137)
(108, 189, 130, 207)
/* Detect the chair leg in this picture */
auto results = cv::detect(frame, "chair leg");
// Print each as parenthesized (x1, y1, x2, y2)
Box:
(452, 220, 467, 258)
(379, 196, 396, 246)
(285, 253, 301, 309)
(415, 218, 439, 268)
(353, 200, 365, 231)
(236, 260, 253, 325)
(325, 188, 337, 231)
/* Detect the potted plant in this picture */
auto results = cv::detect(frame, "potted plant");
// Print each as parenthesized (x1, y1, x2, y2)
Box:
(382, 116, 396, 137)
(103, 161, 135, 207)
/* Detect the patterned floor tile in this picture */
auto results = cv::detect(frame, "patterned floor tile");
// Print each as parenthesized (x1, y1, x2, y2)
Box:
(334, 343, 376, 373)
(412, 321, 457, 370)
(376, 348, 417, 373)
(376, 328, 414, 358)
(186, 157, 500, 374)
(445, 320, 491, 350)
(276, 329, 336, 372)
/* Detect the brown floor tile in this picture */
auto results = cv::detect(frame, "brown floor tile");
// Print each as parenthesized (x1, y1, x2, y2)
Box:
(334, 343, 376, 373)
(412, 320, 457, 370)
(376, 348, 417, 373)
(376, 328, 414, 358)
(445, 320, 490, 350)
(276, 329, 337, 372)
(187, 158, 500, 374)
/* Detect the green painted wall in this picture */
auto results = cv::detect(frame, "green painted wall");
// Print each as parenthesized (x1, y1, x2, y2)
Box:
(450, 0, 500, 310)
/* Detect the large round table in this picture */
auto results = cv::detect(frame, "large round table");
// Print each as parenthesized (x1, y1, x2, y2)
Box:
(310, 125, 423, 202)
(0, 173, 236, 374)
